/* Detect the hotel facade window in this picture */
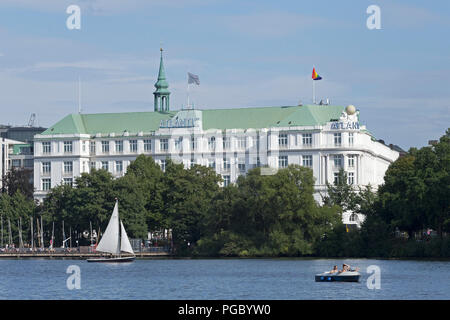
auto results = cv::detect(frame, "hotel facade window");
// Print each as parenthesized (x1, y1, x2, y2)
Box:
(349, 132, 354, 146)
(333, 172, 342, 185)
(42, 141, 51, 154)
(63, 141, 73, 153)
(223, 136, 230, 150)
(237, 136, 246, 150)
(102, 161, 109, 171)
(279, 133, 288, 148)
(238, 158, 246, 172)
(191, 137, 196, 151)
(63, 178, 73, 187)
(302, 133, 312, 146)
(115, 140, 123, 153)
(348, 172, 355, 185)
(143, 139, 152, 152)
(302, 155, 313, 168)
(130, 140, 138, 153)
(208, 136, 216, 151)
(64, 161, 73, 174)
(208, 159, 216, 169)
(42, 178, 51, 191)
(223, 175, 230, 187)
(160, 138, 168, 151)
(348, 155, 355, 168)
(42, 162, 51, 174)
(90, 141, 96, 154)
(102, 141, 109, 153)
(279, 155, 288, 168)
(90, 161, 96, 170)
(223, 158, 230, 171)
(116, 160, 123, 173)
(175, 137, 182, 151)
(160, 159, 166, 171)
(333, 155, 343, 168)
(334, 133, 342, 146)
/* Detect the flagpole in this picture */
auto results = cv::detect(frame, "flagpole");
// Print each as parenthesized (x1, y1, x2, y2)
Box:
(187, 82, 190, 109)
(313, 79, 315, 104)
(78, 76, 81, 114)
(312, 65, 315, 104)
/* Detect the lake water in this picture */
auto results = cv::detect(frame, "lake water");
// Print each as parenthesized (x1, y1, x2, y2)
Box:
(0, 258, 449, 300)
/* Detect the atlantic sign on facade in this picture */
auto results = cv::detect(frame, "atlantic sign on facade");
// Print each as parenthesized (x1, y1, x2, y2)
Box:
(330, 121, 360, 130)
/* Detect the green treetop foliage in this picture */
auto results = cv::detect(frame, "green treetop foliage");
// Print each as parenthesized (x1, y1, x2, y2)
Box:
(161, 159, 222, 253)
(1, 168, 34, 200)
(0, 191, 35, 245)
(196, 165, 341, 257)
(376, 129, 450, 238)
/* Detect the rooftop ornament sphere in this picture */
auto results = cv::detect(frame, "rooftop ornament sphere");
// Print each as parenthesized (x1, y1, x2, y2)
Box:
(346, 105, 356, 115)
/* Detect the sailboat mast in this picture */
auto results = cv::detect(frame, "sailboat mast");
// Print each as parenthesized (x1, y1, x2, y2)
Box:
(62, 221, 65, 249)
(8, 219, 12, 247)
(18, 218, 23, 249)
(1, 215, 3, 248)
(115, 199, 121, 257)
(90, 221, 93, 246)
(30, 217, 33, 250)
(41, 216, 44, 249)
(36, 217, 40, 248)
(51, 221, 55, 249)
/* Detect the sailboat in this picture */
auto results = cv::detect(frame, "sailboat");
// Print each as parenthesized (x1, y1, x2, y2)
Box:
(87, 200, 135, 263)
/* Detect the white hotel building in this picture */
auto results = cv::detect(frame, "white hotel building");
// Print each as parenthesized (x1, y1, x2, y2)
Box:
(33, 51, 400, 227)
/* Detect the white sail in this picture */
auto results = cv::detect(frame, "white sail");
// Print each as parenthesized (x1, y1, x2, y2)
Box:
(120, 221, 134, 254)
(96, 202, 120, 255)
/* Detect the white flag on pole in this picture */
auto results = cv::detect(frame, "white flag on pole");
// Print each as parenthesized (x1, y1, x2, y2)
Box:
(188, 72, 200, 85)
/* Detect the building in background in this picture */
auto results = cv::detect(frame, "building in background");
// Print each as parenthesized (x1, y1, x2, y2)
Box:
(0, 125, 47, 189)
(32, 52, 400, 228)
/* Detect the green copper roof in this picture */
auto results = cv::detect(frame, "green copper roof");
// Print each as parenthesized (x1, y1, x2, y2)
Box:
(12, 143, 32, 155)
(41, 111, 176, 135)
(202, 105, 344, 130)
(40, 105, 346, 136)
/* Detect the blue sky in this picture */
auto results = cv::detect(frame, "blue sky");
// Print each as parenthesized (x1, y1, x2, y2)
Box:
(0, 0, 449, 149)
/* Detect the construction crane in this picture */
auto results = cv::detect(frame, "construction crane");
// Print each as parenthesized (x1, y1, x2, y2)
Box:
(27, 113, 36, 127)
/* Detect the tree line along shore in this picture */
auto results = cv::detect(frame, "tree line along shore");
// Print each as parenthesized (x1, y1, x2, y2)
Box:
(1, 130, 449, 258)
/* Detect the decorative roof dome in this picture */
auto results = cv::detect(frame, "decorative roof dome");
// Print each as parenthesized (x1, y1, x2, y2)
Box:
(346, 105, 356, 115)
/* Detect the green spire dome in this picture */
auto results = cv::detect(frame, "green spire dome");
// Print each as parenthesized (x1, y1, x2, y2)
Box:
(153, 48, 170, 112)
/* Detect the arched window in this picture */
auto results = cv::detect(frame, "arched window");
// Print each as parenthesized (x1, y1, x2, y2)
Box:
(349, 213, 359, 222)
(208, 136, 216, 150)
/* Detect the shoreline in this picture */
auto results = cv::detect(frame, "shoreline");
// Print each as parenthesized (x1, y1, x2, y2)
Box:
(1, 254, 449, 261)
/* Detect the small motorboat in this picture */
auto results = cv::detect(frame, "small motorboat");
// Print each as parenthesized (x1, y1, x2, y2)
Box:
(315, 270, 361, 282)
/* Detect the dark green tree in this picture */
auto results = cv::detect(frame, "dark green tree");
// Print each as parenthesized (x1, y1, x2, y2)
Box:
(321, 169, 359, 214)
(162, 160, 222, 253)
(2, 168, 34, 199)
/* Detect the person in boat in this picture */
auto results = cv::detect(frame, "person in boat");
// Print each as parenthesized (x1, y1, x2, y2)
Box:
(340, 264, 359, 272)
(330, 265, 339, 274)
(340, 264, 350, 273)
